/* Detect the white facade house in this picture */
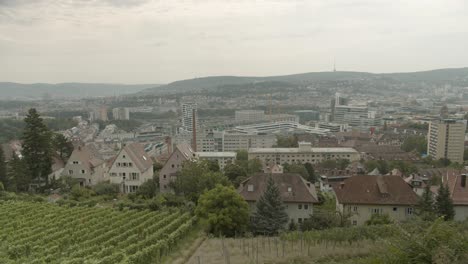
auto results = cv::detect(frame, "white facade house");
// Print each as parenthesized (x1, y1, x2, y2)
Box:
(441, 170, 468, 221)
(334, 175, 419, 226)
(109, 143, 154, 193)
(61, 145, 109, 186)
(238, 173, 318, 225)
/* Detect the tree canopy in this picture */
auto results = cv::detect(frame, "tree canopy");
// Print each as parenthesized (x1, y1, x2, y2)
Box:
(171, 161, 230, 203)
(435, 183, 455, 221)
(196, 185, 249, 237)
(22, 108, 53, 186)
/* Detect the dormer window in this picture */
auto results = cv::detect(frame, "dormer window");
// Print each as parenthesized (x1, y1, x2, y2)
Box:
(247, 184, 254, 192)
(287, 187, 292, 192)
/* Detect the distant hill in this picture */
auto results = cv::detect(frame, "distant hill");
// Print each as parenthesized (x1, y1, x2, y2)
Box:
(138, 67, 468, 95)
(0, 83, 161, 100)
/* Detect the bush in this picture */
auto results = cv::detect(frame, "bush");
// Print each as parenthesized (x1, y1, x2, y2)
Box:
(70, 185, 95, 201)
(365, 214, 393, 225)
(92, 182, 119, 196)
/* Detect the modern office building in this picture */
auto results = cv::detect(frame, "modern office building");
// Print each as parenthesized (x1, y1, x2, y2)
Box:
(427, 119, 466, 163)
(232, 121, 329, 136)
(330, 93, 348, 122)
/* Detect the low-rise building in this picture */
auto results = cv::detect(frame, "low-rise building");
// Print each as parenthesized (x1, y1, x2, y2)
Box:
(238, 173, 318, 225)
(109, 143, 154, 193)
(159, 143, 197, 192)
(441, 171, 468, 221)
(61, 145, 108, 186)
(334, 175, 419, 226)
(196, 151, 236, 170)
(248, 142, 360, 165)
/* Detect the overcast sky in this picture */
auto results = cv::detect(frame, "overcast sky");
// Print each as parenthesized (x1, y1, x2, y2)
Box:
(1, 0, 467, 84)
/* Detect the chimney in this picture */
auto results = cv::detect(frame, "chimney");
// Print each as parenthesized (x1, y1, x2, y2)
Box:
(462, 174, 467, 188)
(165, 136, 172, 155)
(192, 108, 197, 152)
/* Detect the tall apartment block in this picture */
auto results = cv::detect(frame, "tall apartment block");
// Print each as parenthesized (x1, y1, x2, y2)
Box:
(427, 119, 466, 163)
(181, 102, 197, 132)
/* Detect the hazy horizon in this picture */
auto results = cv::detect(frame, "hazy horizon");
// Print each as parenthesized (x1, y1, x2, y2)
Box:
(1, 0, 468, 84)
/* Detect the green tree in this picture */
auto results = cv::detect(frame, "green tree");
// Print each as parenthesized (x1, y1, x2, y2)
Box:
(206, 160, 220, 172)
(0, 147, 7, 189)
(247, 159, 263, 174)
(319, 159, 338, 170)
(365, 213, 393, 225)
(435, 183, 455, 221)
(236, 149, 248, 161)
(274, 135, 298, 148)
(304, 163, 317, 183)
(22, 108, 53, 186)
(224, 163, 247, 185)
(172, 161, 230, 203)
(337, 159, 350, 170)
(251, 176, 288, 235)
(52, 133, 73, 161)
(196, 185, 249, 237)
(417, 185, 437, 221)
(7, 155, 30, 192)
(284, 163, 309, 179)
(136, 176, 159, 199)
(401, 135, 427, 154)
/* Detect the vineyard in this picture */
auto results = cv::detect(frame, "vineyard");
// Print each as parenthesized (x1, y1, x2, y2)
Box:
(0, 201, 195, 264)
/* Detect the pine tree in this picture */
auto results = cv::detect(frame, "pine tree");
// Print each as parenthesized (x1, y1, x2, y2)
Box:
(52, 133, 73, 161)
(22, 108, 53, 187)
(417, 185, 436, 221)
(251, 176, 289, 235)
(0, 147, 7, 189)
(435, 183, 455, 221)
(7, 155, 31, 192)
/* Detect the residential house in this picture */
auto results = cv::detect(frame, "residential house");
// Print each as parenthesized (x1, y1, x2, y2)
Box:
(334, 175, 419, 226)
(159, 143, 197, 192)
(109, 143, 154, 193)
(61, 145, 108, 186)
(441, 170, 468, 221)
(238, 173, 319, 225)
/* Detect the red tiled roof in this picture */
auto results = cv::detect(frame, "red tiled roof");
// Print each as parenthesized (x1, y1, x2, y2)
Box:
(442, 169, 468, 205)
(238, 173, 318, 204)
(334, 175, 419, 205)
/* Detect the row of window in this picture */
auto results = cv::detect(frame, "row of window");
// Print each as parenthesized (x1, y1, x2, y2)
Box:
(257, 154, 352, 158)
(110, 172, 140, 180)
(348, 206, 414, 215)
(69, 169, 86, 175)
(116, 162, 133, 167)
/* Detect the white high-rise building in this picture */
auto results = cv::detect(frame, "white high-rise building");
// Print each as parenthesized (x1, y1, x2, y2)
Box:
(427, 119, 466, 163)
(181, 102, 197, 132)
(112, 107, 130, 120)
